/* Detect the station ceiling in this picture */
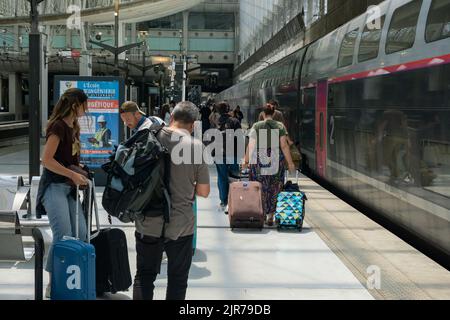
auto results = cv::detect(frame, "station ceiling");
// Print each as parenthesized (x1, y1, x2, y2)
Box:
(0, 0, 204, 25)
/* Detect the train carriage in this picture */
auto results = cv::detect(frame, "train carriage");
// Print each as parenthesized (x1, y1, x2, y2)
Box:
(217, 0, 450, 260)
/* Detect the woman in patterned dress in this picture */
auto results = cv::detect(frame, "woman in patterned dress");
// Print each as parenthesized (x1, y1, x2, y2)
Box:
(243, 104, 295, 226)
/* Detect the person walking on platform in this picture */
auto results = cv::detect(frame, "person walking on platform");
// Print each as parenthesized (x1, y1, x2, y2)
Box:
(259, 99, 295, 149)
(160, 103, 172, 125)
(214, 101, 242, 212)
(243, 103, 295, 226)
(232, 105, 244, 123)
(209, 104, 220, 129)
(36, 88, 90, 298)
(169, 100, 176, 113)
(199, 103, 212, 134)
(133, 101, 210, 300)
(258, 99, 285, 124)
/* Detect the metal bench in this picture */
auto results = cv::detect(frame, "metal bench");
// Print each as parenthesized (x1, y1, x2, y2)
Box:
(0, 175, 50, 299)
(0, 210, 35, 261)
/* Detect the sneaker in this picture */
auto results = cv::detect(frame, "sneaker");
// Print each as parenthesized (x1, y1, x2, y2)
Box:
(45, 284, 51, 299)
(224, 205, 229, 215)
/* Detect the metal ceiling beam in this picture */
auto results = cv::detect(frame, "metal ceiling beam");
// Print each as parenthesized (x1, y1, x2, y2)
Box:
(0, 0, 204, 25)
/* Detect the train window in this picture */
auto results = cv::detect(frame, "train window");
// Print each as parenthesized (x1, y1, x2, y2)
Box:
(386, 0, 422, 54)
(358, 15, 386, 62)
(338, 28, 359, 68)
(425, 0, 450, 43)
(291, 60, 297, 79)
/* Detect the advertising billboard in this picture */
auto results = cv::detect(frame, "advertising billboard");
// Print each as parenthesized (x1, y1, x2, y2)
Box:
(54, 76, 125, 185)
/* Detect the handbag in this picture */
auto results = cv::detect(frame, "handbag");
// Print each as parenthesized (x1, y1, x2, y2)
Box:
(67, 165, 89, 190)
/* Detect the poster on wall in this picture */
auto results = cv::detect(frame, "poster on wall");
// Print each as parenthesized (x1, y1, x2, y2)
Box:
(54, 76, 124, 184)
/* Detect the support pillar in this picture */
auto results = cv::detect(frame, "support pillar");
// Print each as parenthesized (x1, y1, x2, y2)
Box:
(118, 22, 126, 61)
(183, 11, 189, 54)
(131, 23, 137, 45)
(29, 0, 43, 180)
(182, 11, 189, 102)
(79, 22, 92, 76)
(41, 28, 49, 136)
(0, 77, 4, 112)
(8, 73, 23, 120)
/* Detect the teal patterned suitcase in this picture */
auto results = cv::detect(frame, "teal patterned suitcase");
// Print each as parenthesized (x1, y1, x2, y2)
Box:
(275, 172, 307, 231)
(275, 191, 307, 231)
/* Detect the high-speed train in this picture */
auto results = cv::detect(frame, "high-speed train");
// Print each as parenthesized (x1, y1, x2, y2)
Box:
(217, 0, 450, 261)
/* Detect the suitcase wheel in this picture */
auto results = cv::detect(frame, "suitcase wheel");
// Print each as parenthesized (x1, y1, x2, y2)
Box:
(297, 218, 304, 232)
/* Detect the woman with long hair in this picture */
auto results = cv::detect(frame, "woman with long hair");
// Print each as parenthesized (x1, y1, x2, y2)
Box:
(160, 103, 171, 124)
(36, 88, 90, 298)
(243, 103, 295, 226)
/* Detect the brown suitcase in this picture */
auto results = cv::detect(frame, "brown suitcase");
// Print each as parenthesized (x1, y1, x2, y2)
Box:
(228, 181, 264, 229)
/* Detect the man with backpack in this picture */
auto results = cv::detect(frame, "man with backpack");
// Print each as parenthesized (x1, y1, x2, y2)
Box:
(120, 101, 166, 133)
(132, 101, 210, 300)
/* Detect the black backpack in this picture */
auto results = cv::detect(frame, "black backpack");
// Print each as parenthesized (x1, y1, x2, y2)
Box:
(101, 127, 171, 224)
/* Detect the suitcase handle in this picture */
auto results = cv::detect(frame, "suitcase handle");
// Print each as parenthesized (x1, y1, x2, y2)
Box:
(89, 178, 101, 242)
(285, 170, 299, 184)
(75, 179, 101, 244)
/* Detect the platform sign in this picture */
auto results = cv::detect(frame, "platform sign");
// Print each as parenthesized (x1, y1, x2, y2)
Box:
(54, 76, 125, 185)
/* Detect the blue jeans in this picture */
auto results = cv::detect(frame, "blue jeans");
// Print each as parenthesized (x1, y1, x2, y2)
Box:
(43, 183, 87, 273)
(216, 163, 239, 205)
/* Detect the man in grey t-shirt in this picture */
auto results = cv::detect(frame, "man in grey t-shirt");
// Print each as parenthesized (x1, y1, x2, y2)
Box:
(133, 101, 210, 300)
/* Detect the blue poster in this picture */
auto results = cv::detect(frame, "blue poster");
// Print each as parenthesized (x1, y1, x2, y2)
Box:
(58, 79, 121, 168)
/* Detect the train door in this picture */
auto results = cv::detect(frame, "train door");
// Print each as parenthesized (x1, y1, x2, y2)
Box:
(315, 80, 328, 177)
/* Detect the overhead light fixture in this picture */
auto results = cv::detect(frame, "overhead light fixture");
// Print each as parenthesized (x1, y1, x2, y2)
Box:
(152, 56, 171, 65)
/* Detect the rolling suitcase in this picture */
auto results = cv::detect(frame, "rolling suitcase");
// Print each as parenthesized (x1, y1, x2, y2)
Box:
(228, 180, 264, 230)
(275, 171, 308, 231)
(90, 179, 132, 296)
(51, 181, 97, 300)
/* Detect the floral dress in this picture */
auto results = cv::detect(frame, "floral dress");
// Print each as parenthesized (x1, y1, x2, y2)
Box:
(248, 120, 287, 217)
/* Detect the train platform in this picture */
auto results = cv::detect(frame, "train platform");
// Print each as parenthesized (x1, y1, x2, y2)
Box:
(0, 144, 449, 300)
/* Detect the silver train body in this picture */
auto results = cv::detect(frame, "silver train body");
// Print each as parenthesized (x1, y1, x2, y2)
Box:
(218, 0, 450, 259)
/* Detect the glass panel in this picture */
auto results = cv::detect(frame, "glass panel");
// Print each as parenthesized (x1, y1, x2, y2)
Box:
(300, 88, 316, 153)
(150, 37, 182, 51)
(189, 38, 234, 52)
(425, 0, 450, 43)
(138, 13, 183, 30)
(189, 13, 235, 31)
(338, 29, 359, 68)
(327, 61, 450, 200)
(358, 15, 386, 62)
(386, 0, 422, 54)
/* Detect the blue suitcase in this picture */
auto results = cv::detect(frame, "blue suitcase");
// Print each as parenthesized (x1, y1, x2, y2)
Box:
(51, 182, 96, 300)
(51, 239, 96, 300)
(192, 197, 197, 256)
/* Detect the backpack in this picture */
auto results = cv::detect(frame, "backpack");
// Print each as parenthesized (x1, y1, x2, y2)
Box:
(101, 127, 171, 224)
